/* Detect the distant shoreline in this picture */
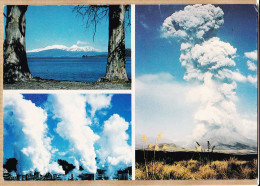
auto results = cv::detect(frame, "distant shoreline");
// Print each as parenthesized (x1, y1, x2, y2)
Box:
(4, 77, 131, 90)
(27, 56, 132, 59)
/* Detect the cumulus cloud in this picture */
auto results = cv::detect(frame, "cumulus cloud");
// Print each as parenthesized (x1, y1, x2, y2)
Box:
(97, 114, 131, 179)
(231, 70, 247, 83)
(247, 75, 257, 85)
(247, 60, 257, 71)
(230, 70, 257, 86)
(4, 93, 64, 175)
(48, 94, 99, 174)
(85, 94, 112, 117)
(244, 50, 257, 61)
(161, 4, 224, 42)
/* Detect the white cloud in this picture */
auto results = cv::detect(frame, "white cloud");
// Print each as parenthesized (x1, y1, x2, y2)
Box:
(136, 73, 198, 144)
(58, 151, 68, 156)
(51, 148, 58, 154)
(97, 114, 131, 179)
(231, 70, 247, 83)
(85, 94, 112, 117)
(245, 50, 257, 61)
(140, 21, 149, 29)
(76, 40, 90, 45)
(231, 70, 257, 86)
(48, 94, 99, 174)
(247, 75, 257, 85)
(4, 93, 64, 175)
(247, 60, 257, 71)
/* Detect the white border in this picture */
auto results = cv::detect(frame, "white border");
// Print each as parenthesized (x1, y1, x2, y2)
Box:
(131, 4, 136, 180)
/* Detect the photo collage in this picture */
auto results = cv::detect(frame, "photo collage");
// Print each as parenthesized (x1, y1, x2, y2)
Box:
(2, 3, 258, 183)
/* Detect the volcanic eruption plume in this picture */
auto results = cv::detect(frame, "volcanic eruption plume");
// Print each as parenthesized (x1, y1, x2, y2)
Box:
(161, 4, 256, 148)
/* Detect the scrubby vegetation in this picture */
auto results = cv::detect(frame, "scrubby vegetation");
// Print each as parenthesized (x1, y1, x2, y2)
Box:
(135, 158, 257, 180)
(136, 134, 257, 180)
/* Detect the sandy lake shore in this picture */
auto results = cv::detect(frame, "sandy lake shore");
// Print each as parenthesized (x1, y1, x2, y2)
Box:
(4, 77, 131, 90)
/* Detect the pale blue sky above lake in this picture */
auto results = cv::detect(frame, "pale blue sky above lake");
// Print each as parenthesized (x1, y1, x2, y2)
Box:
(4, 5, 131, 51)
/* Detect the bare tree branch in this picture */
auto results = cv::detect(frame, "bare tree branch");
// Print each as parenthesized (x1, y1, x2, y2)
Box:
(73, 5, 130, 41)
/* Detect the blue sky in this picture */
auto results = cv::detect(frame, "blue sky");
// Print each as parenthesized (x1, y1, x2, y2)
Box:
(135, 4, 258, 146)
(4, 93, 131, 174)
(4, 5, 131, 51)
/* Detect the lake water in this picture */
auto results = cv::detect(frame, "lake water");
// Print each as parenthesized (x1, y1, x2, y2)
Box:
(28, 57, 131, 82)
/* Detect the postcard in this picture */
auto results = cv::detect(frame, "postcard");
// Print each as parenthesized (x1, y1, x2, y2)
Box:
(1, 0, 259, 185)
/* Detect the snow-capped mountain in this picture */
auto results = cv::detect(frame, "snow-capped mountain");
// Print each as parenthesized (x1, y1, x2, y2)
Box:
(27, 44, 107, 58)
(189, 128, 257, 151)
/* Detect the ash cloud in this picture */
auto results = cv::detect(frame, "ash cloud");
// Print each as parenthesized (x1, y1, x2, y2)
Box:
(161, 4, 257, 148)
(161, 4, 224, 42)
(4, 93, 64, 175)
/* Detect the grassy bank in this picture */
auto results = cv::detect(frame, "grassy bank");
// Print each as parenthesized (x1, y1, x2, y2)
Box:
(135, 158, 257, 180)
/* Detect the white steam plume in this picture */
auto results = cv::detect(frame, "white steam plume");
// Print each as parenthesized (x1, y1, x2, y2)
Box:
(162, 4, 257, 148)
(97, 114, 131, 179)
(48, 94, 99, 174)
(4, 93, 64, 175)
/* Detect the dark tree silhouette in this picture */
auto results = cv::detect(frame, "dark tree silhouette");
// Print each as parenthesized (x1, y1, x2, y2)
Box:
(74, 5, 130, 82)
(3, 158, 18, 172)
(57, 159, 75, 175)
(4, 5, 32, 83)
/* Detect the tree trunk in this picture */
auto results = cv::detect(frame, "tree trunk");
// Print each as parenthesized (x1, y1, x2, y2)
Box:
(4, 5, 31, 83)
(99, 5, 128, 82)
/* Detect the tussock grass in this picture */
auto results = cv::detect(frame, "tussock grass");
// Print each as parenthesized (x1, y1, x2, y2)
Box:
(135, 158, 257, 180)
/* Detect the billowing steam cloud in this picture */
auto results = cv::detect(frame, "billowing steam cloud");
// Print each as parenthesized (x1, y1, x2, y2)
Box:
(97, 114, 131, 179)
(48, 94, 99, 174)
(4, 93, 64, 175)
(161, 4, 256, 148)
